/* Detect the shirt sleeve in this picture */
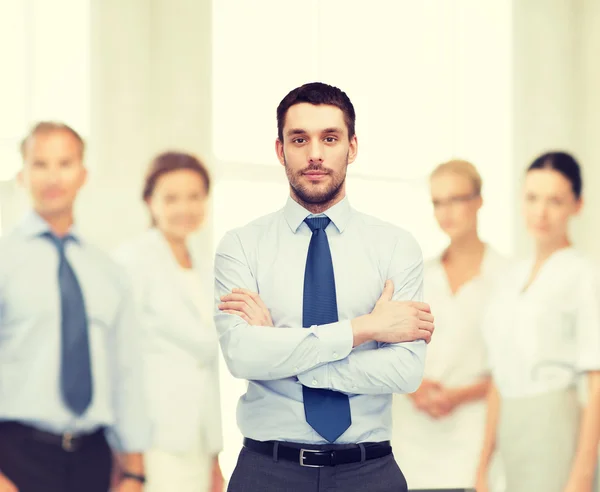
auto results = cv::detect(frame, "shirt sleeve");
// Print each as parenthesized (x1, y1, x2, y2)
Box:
(297, 235, 426, 394)
(105, 274, 152, 452)
(576, 263, 600, 372)
(214, 231, 353, 381)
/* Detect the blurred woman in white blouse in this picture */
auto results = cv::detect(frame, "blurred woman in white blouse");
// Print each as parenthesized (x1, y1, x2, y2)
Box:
(114, 152, 224, 492)
(475, 152, 600, 492)
(392, 160, 507, 489)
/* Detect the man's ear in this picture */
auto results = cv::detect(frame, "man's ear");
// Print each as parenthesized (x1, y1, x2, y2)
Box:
(347, 134, 358, 165)
(275, 139, 286, 167)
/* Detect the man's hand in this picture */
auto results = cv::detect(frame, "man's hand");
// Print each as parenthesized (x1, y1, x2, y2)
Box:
(218, 288, 274, 326)
(211, 457, 225, 492)
(0, 473, 18, 492)
(352, 280, 434, 346)
(116, 478, 142, 492)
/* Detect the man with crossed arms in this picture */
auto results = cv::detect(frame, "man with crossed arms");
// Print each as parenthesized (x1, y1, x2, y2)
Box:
(215, 82, 434, 492)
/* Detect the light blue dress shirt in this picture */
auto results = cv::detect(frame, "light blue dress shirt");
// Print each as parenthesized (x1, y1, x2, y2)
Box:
(214, 196, 426, 444)
(0, 212, 150, 452)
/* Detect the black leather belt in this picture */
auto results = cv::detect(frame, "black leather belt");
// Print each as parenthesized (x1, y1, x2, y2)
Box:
(243, 438, 392, 467)
(0, 421, 104, 452)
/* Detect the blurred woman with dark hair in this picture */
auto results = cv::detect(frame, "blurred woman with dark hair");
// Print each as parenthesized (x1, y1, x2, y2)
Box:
(114, 152, 224, 492)
(475, 152, 600, 492)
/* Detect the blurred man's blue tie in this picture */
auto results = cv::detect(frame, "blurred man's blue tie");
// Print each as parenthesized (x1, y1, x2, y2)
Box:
(302, 216, 351, 442)
(44, 232, 93, 416)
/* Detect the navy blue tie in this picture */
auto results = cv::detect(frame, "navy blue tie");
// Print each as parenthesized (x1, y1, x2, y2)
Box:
(44, 233, 93, 416)
(302, 216, 351, 442)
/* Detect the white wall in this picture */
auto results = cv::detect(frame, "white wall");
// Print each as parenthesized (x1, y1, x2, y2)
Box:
(576, 0, 600, 262)
(511, 0, 599, 260)
(78, 0, 213, 252)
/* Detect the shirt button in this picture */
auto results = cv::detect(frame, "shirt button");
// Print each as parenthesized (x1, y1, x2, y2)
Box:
(312, 379, 318, 386)
(333, 352, 338, 358)
(295, 367, 299, 372)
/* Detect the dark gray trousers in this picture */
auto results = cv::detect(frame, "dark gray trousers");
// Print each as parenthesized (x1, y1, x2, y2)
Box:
(227, 445, 407, 492)
(0, 422, 112, 492)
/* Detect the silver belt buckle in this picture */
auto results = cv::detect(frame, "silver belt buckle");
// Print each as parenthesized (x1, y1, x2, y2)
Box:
(62, 431, 74, 452)
(299, 448, 324, 468)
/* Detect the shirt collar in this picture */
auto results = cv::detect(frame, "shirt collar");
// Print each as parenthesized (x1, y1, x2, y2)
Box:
(16, 210, 82, 242)
(283, 196, 352, 234)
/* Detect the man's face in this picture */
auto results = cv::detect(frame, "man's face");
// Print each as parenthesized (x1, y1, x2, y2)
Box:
(276, 103, 357, 205)
(18, 130, 87, 217)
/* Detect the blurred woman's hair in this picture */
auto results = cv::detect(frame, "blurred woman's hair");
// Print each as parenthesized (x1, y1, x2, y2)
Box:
(526, 151, 582, 199)
(142, 151, 211, 201)
(430, 159, 482, 196)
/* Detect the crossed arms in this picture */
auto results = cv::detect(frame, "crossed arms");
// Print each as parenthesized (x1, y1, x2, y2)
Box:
(213, 231, 434, 395)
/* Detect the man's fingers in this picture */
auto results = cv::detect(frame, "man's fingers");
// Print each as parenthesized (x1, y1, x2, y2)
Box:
(231, 288, 257, 297)
(220, 292, 255, 303)
(232, 289, 271, 319)
(230, 288, 272, 320)
(418, 329, 432, 344)
(418, 311, 434, 323)
(235, 288, 270, 312)
(220, 293, 261, 314)
(218, 301, 255, 315)
(417, 320, 435, 333)
(389, 300, 431, 314)
(221, 309, 249, 322)
(408, 301, 431, 312)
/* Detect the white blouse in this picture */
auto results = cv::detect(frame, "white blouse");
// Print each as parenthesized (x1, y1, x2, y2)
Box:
(419, 246, 507, 385)
(113, 229, 223, 454)
(391, 246, 507, 489)
(483, 247, 600, 399)
(176, 266, 222, 452)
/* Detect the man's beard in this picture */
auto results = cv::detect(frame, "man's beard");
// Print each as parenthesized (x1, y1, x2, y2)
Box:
(285, 154, 348, 206)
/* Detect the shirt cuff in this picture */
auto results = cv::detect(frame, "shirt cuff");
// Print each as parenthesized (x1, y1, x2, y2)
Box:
(313, 320, 353, 363)
(298, 364, 329, 388)
(297, 321, 353, 389)
(106, 425, 152, 453)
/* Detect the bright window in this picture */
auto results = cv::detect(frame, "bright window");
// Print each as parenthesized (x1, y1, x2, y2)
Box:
(0, 0, 90, 181)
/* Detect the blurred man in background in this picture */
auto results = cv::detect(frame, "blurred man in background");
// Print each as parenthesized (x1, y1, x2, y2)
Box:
(0, 122, 150, 492)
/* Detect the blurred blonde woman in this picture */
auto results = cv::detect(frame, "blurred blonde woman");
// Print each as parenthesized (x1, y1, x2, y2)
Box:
(392, 159, 507, 489)
(114, 152, 224, 492)
(475, 152, 600, 492)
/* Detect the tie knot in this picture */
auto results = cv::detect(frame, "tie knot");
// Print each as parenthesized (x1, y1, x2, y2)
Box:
(305, 216, 331, 232)
(42, 231, 73, 252)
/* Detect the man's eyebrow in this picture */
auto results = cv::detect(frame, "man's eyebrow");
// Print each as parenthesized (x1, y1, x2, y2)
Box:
(286, 128, 308, 137)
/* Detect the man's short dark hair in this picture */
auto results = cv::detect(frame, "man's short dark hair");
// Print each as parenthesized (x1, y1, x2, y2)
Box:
(276, 82, 356, 141)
